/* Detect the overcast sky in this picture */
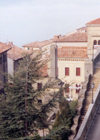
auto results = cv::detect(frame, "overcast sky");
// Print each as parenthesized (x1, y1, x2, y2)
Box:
(0, 0, 100, 46)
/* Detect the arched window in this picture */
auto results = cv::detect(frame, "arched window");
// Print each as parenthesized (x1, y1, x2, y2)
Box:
(93, 40, 97, 45)
(98, 40, 100, 45)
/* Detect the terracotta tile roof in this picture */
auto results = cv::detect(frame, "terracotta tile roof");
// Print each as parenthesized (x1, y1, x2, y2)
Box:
(7, 43, 26, 60)
(58, 47, 88, 58)
(23, 40, 53, 49)
(0, 42, 11, 54)
(53, 32, 87, 42)
(86, 18, 100, 25)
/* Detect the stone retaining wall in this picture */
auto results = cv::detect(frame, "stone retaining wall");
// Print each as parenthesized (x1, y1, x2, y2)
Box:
(74, 85, 100, 140)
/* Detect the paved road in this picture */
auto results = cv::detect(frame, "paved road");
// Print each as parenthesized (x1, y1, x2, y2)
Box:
(86, 107, 100, 140)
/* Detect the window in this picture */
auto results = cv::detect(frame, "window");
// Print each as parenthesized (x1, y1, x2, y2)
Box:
(37, 83, 42, 91)
(93, 40, 97, 45)
(65, 84, 69, 93)
(65, 67, 69, 76)
(98, 40, 100, 45)
(66, 86, 69, 93)
(76, 67, 80, 76)
(76, 84, 80, 93)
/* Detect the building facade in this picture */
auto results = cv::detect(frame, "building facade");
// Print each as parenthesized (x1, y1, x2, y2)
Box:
(0, 42, 11, 90)
(23, 18, 100, 100)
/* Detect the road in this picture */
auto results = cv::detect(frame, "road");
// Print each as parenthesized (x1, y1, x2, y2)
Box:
(86, 107, 100, 140)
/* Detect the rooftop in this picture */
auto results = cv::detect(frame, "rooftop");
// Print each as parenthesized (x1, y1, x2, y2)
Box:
(53, 31, 87, 42)
(7, 43, 25, 60)
(58, 46, 88, 58)
(23, 40, 53, 49)
(0, 42, 11, 54)
(86, 18, 100, 25)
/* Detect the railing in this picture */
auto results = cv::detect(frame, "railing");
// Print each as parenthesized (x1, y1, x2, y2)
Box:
(74, 85, 100, 140)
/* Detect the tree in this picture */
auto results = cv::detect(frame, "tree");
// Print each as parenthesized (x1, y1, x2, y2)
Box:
(44, 98, 77, 140)
(0, 51, 60, 139)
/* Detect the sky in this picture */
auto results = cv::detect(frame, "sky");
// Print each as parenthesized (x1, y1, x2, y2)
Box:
(0, 0, 100, 47)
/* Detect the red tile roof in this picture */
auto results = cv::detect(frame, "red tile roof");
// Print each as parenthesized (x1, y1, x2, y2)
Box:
(23, 40, 53, 49)
(58, 47, 88, 58)
(87, 18, 100, 25)
(7, 43, 26, 60)
(0, 42, 11, 53)
(53, 32, 87, 42)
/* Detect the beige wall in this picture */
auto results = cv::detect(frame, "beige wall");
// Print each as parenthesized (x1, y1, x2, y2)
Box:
(57, 58, 93, 100)
(56, 42, 87, 48)
(58, 59, 85, 83)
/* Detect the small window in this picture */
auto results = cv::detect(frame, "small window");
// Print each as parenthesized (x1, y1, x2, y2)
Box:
(76, 84, 80, 93)
(37, 83, 42, 91)
(98, 40, 100, 45)
(65, 67, 69, 76)
(65, 84, 69, 93)
(66, 87, 69, 93)
(93, 40, 97, 45)
(76, 67, 80, 76)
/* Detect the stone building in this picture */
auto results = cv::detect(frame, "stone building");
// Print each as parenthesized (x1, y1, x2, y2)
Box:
(0, 42, 11, 90)
(23, 18, 100, 100)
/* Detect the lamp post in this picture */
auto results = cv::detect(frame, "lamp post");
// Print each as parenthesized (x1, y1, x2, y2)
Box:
(91, 82, 94, 104)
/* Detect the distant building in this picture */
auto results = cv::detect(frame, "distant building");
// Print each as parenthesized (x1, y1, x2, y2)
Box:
(7, 42, 25, 75)
(23, 18, 100, 100)
(0, 42, 11, 90)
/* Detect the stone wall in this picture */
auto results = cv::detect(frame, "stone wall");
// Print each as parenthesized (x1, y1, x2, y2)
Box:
(74, 84, 100, 140)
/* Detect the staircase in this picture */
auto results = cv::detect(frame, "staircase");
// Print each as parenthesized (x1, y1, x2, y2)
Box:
(79, 68, 100, 124)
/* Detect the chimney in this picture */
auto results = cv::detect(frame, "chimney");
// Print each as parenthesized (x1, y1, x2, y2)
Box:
(50, 44, 58, 79)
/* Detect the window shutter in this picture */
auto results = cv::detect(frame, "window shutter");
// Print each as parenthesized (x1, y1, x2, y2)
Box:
(65, 84, 69, 93)
(65, 67, 69, 76)
(76, 67, 80, 76)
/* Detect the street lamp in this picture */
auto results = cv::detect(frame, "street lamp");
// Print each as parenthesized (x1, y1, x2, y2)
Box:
(91, 82, 94, 104)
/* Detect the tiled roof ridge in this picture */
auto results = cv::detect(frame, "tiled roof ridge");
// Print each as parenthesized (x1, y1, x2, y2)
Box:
(23, 39, 53, 48)
(54, 31, 87, 42)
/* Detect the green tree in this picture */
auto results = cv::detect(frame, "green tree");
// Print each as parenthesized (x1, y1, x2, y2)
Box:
(0, 52, 60, 139)
(44, 98, 77, 140)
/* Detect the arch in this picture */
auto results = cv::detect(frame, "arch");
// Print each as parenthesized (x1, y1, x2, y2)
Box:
(93, 40, 97, 45)
(98, 40, 100, 45)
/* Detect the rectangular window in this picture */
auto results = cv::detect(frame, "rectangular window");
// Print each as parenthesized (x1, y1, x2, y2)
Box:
(66, 87, 69, 93)
(76, 84, 80, 93)
(65, 67, 69, 76)
(76, 67, 80, 76)
(37, 83, 42, 91)
(65, 84, 69, 93)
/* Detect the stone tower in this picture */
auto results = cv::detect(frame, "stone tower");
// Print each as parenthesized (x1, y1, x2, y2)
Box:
(87, 18, 100, 60)
(86, 18, 100, 74)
